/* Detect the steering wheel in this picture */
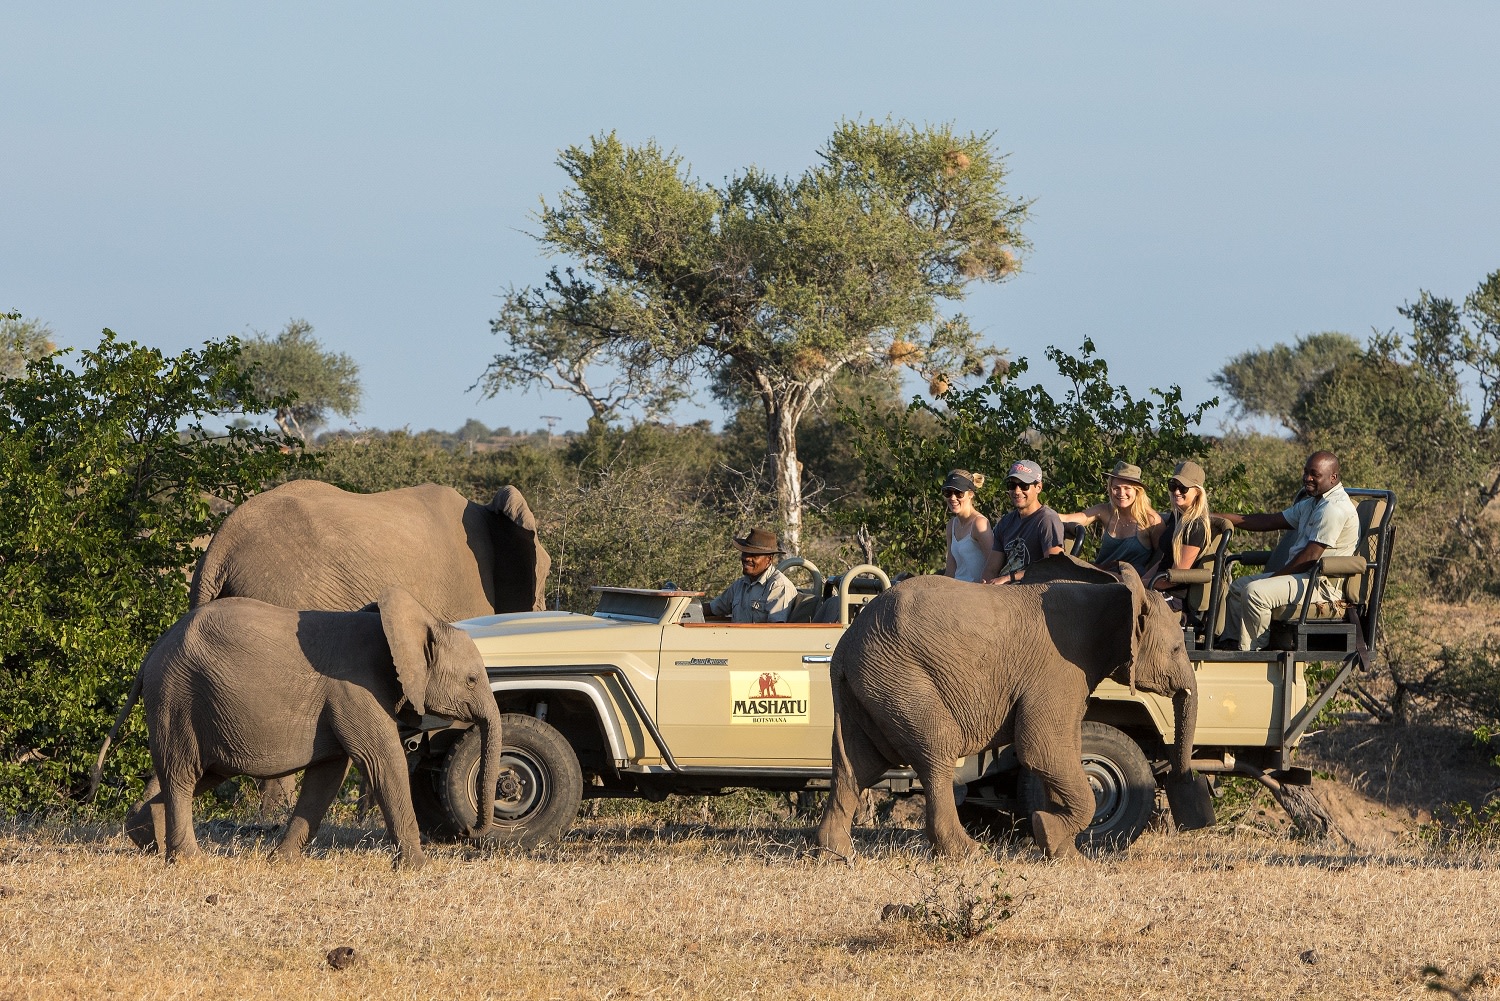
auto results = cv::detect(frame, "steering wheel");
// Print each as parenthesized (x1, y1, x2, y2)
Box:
(776, 556, 825, 600)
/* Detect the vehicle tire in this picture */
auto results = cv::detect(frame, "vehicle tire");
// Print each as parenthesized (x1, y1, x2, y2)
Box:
(410, 753, 461, 841)
(441, 714, 584, 847)
(1019, 722, 1157, 851)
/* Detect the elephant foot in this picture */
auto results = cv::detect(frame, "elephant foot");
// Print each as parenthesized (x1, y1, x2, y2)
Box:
(929, 828, 982, 857)
(123, 815, 158, 853)
(392, 847, 427, 871)
(266, 844, 306, 865)
(1030, 810, 1081, 860)
(810, 820, 856, 861)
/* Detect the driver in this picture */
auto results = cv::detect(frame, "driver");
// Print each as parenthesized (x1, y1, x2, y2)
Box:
(706, 527, 797, 623)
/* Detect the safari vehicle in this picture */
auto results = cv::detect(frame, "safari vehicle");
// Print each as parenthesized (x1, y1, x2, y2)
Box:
(411, 487, 1395, 849)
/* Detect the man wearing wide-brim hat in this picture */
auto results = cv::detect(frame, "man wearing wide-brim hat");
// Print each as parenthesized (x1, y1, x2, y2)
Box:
(706, 527, 798, 623)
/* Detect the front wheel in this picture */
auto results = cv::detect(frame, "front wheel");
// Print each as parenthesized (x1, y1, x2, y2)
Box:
(441, 714, 583, 847)
(1019, 721, 1157, 851)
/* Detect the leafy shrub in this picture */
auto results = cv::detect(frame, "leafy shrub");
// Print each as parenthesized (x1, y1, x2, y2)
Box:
(842, 339, 1216, 573)
(0, 331, 310, 813)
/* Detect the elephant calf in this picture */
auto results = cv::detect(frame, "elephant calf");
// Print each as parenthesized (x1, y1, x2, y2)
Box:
(814, 564, 1198, 859)
(133, 588, 503, 869)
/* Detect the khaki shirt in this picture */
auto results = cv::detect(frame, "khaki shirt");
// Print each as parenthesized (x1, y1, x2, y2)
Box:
(708, 566, 797, 623)
(1282, 483, 1359, 560)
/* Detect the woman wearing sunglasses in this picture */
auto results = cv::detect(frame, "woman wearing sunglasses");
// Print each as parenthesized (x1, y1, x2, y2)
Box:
(1059, 460, 1161, 574)
(940, 469, 990, 583)
(1145, 460, 1212, 591)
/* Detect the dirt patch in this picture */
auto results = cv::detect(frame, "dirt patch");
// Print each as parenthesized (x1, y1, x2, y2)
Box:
(1297, 722, 1500, 842)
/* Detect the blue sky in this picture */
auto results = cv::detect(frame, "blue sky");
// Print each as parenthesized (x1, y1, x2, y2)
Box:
(4, 3, 1497, 435)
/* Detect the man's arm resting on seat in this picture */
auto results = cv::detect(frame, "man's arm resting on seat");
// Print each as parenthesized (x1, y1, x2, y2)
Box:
(1216, 511, 1292, 533)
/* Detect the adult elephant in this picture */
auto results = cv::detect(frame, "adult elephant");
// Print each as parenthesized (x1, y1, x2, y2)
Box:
(130, 588, 501, 869)
(189, 480, 550, 618)
(113, 480, 547, 844)
(813, 564, 1199, 859)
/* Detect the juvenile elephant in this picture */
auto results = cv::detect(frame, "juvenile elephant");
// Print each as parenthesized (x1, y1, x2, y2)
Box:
(813, 563, 1198, 859)
(189, 480, 551, 619)
(133, 588, 502, 869)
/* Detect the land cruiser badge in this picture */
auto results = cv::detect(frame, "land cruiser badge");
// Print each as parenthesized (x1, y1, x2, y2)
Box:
(730, 670, 810, 725)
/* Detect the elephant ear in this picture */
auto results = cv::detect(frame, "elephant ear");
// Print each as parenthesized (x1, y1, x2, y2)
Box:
(378, 587, 440, 715)
(1113, 563, 1149, 696)
(488, 486, 553, 612)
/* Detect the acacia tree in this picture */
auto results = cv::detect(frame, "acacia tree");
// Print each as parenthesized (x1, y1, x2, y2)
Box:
(485, 121, 1030, 551)
(238, 319, 362, 441)
(0, 315, 59, 379)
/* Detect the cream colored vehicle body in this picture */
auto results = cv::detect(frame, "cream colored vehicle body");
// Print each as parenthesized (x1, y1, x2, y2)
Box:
(414, 554, 1330, 848)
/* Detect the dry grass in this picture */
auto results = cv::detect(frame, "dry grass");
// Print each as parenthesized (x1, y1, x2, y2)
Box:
(1, 815, 1497, 1001)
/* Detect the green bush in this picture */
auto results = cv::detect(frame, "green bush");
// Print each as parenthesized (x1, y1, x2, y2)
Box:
(0, 331, 311, 813)
(841, 339, 1216, 573)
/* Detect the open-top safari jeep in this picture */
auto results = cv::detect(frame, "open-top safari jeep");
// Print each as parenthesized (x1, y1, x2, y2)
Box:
(412, 487, 1395, 849)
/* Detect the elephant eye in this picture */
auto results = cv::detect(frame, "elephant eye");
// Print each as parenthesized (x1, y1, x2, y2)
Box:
(467, 675, 477, 689)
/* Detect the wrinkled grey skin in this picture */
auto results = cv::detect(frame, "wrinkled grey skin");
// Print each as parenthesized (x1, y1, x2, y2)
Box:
(190, 481, 551, 619)
(132, 588, 501, 870)
(813, 563, 1197, 859)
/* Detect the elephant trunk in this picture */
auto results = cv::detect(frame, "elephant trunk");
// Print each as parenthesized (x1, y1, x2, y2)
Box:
(1171, 684, 1198, 778)
(468, 702, 503, 839)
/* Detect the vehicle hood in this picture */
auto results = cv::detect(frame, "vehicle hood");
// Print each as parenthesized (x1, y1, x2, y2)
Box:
(454, 610, 660, 662)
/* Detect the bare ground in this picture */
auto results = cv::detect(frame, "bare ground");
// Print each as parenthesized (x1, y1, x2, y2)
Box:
(0, 813, 1496, 1001)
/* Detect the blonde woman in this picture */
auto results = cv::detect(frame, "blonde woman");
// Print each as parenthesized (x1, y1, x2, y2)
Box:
(941, 469, 990, 583)
(1145, 460, 1212, 591)
(1059, 460, 1161, 573)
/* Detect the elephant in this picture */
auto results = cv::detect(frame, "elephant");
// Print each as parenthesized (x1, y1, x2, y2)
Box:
(129, 587, 502, 869)
(189, 480, 551, 620)
(813, 562, 1198, 859)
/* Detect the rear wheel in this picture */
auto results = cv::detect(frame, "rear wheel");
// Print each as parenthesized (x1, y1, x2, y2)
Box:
(441, 714, 583, 847)
(1020, 722, 1157, 851)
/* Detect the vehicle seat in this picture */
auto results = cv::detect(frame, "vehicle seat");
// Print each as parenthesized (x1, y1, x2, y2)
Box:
(1063, 521, 1088, 558)
(786, 590, 819, 623)
(1158, 516, 1233, 644)
(1272, 498, 1386, 621)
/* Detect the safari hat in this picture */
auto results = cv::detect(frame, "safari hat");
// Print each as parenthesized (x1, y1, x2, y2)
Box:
(1005, 459, 1043, 485)
(732, 527, 784, 555)
(1170, 460, 1206, 491)
(1106, 461, 1145, 486)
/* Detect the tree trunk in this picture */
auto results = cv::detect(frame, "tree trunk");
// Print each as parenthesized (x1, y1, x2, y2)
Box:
(765, 397, 804, 554)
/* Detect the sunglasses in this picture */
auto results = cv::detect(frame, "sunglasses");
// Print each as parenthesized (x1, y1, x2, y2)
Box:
(1006, 481, 1038, 491)
(1168, 481, 1195, 494)
(942, 488, 964, 498)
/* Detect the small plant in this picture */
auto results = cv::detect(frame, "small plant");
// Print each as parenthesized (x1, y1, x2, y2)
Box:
(1416, 798, 1500, 849)
(886, 860, 1024, 941)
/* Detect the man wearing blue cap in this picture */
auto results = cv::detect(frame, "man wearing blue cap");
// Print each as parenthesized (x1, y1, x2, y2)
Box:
(984, 459, 1065, 583)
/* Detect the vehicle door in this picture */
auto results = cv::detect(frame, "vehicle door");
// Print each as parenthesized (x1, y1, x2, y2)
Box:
(656, 622, 842, 766)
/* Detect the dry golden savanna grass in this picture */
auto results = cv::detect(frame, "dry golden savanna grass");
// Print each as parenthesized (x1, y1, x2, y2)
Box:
(1, 808, 1497, 1001)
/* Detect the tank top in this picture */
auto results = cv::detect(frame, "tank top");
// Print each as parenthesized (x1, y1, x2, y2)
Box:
(1095, 531, 1155, 574)
(948, 520, 989, 583)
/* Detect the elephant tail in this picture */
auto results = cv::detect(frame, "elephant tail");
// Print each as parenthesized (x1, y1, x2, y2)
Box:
(89, 668, 145, 802)
(187, 545, 224, 607)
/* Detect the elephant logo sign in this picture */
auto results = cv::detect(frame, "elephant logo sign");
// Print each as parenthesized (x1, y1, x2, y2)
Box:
(730, 671, 810, 725)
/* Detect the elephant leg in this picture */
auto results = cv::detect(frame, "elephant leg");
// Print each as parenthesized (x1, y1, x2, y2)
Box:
(124, 773, 163, 852)
(1016, 713, 1093, 860)
(257, 774, 298, 820)
(911, 754, 978, 857)
(271, 758, 349, 862)
(814, 700, 891, 858)
(160, 770, 205, 864)
(341, 731, 425, 871)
